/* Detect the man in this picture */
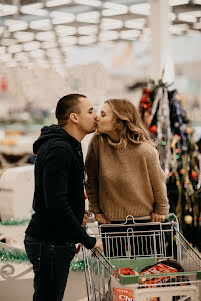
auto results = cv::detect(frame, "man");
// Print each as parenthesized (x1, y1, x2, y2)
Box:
(24, 94, 103, 301)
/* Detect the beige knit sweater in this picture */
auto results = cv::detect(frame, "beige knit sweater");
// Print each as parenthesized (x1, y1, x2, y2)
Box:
(85, 134, 169, 221)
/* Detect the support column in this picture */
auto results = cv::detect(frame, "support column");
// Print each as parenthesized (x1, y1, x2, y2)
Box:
(149, 0, 174, 83)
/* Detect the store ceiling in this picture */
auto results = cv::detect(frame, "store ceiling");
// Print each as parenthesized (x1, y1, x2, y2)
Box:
(0, 0, 201, 69)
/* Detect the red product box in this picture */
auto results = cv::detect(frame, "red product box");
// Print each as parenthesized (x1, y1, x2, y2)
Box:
(139, 263, 178, 285)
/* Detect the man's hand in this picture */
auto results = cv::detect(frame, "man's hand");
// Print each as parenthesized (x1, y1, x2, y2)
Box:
(94, 238, 104, 253)
(82, 210, 90, 226)
(95, 213, 111, 224)
(151, 212, 166, 222)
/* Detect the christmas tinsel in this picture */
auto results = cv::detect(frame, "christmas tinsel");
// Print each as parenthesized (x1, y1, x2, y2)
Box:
(0, 218, 30, 226)
(0, 245, 86, 271)
(0, 248, 29, 264)
(70, 260, 86, 271)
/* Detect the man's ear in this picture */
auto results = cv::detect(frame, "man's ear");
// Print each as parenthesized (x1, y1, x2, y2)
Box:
(69, 113, 78, 124)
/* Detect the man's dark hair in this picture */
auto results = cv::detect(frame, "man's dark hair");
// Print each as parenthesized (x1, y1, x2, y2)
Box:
(55, 94, 87, 127)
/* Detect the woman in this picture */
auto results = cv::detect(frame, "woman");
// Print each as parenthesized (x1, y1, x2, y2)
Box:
(85, 99, 169, 257)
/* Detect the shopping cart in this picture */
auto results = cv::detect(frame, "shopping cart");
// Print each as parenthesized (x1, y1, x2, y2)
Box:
(83, 214, 201, 301)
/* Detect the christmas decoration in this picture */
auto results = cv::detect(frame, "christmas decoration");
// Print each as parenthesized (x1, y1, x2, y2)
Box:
(0, 218, 30, 226)
(0, 247, 29, 264)
(70, 260, 85, 271)
(139, 82, 201, 250)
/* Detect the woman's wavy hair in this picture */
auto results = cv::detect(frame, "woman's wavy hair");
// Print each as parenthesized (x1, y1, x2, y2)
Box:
(103, 98, 155, 147)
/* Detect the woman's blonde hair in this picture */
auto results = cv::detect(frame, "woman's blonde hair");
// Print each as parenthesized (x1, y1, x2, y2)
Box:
(103, 98, 155, 147)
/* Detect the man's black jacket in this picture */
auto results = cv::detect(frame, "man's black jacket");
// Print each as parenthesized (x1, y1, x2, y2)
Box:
(25, 125, 96, 249)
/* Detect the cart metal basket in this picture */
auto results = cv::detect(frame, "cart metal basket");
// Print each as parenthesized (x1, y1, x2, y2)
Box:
(83, 214, 201, 301)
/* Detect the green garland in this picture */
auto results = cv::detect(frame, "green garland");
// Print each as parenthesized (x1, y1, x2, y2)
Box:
(0, 246, 85, 271)
(0, 248, 29, 264)
(70, 260, 85, 271)
(0, 218, 30, 226)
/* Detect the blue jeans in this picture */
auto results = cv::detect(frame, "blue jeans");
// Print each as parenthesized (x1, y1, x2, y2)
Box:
(24, 235, 76, 301)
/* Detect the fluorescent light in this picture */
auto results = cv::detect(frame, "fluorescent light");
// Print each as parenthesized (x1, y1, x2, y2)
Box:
(102, 3, 128, 16)
(0, 4, 18, 17)
(30, 19, 52, 31)
(5, 19, 25, 26)
(9, 21, 28, 32)
(125, 18, 146, 29)
(74, 0, 101, 6)
(99, 31, 119, 41)
(46, 0, 72, 7)
(21, 4, 48, 16)
(59, 36, 77, 45)
(51, 12, 75, 24)
(101, 18, 123, 30)
(55, 25, 76, 36)
(102, 8, 128, 17)
(24, 41, 41, 51)
(29, 49, 45, 58)
(0, 47, 6, 55)
(14, 31, 34, 42)
(120, 29, 140, 40)
(78, 36, 96, 45)
(1, 39, 16, 46)
(130, 3, 150, 16)
(36, 31, 56, 41)
(178, 13, 197, 22)
(21, 3, 43, 10)
(170, 0, 189, 5)
(8, 44, 23, 54)
(52, 18, 73, 25)
(76, 11, 100, 23)
(181, 11, 201, 17)
(41, 41, 58, 49)
(78, 25, 98, 35)
(172, 24, 189, 30)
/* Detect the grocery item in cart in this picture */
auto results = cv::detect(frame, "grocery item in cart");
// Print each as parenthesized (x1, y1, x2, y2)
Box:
(139, 259, 184, 286)
(112, 287, 158, 301)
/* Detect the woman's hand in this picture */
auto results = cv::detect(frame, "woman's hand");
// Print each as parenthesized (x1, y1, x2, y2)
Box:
(82, 210, 90, 226)
(94, 238, 104, 253)
(95, 213, 111, 224)
(151, 212, 166, 222)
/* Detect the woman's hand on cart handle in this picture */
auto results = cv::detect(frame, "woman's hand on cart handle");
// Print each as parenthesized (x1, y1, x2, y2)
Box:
(151, 212, 166, 222)
(94, 238, 104, 253)
(95, 213, 111, 224)
(82, 210, 90, 226)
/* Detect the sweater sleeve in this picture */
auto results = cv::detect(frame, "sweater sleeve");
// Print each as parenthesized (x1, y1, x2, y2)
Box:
(146, 147, 169, 215)
(85, 135, 101, 214)
(43, 146, 96, 249)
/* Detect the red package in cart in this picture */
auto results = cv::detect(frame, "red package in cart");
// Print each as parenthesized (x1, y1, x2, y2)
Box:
(112, 288, 134, 301)
(112, 287, 158, 301)
(139, 263, 178, 286)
